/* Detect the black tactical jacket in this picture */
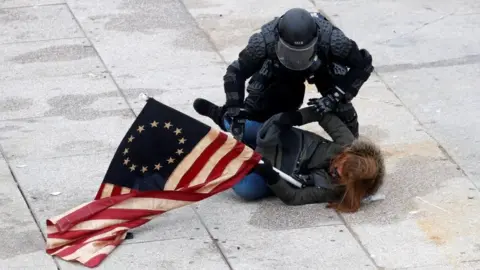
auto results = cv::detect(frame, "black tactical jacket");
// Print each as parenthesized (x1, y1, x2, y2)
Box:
(223, 12, 374, 109)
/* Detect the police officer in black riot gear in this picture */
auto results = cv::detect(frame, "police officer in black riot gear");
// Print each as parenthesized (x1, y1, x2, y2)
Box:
(193, 7, 373, 143)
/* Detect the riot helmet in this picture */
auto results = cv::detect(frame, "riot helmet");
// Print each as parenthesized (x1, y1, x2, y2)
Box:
(276, 8, 318, 71)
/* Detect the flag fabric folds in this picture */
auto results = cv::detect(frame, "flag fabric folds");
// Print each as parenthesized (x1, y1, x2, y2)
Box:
(45, 98, 262, 268)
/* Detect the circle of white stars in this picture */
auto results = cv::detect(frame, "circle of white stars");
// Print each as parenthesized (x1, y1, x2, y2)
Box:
(121, 120, 188, 174)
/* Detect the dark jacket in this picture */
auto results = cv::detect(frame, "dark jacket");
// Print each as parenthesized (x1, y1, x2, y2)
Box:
(222, 12, 373, 108)
(254, 106, 355, 205)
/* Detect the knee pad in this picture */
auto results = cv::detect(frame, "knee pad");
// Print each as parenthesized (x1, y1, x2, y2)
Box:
(336, 103, 359, 137)
(336, 102, 357, 123)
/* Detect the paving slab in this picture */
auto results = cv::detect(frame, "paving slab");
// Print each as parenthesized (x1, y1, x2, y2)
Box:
(115, 66, 227, 106)
(9, 153, 210, 243)
(65, 0, 224, 69)
(310, 0, 451, 47)
(56, 238, 229, 270)
(0, 1, 64, 9)
(374, 13, 480, 70)
(194, 190, 342, 239)
(0, 38, 103, 80)
(341, 148, 480, 269)
(0, 73, 128, 121)
(66, 0, 228, 106)
(0, 4, 83, 44)
(301, 82, 480, 268)
(310, 1, 480, 70)
(399, 262, 480, 270)
(216, 225, 376, 270)
(182, 0, 315, 62)
(378, 64, 480, 188)
(0, 111, 134, 160)
(298, 84, 479, 269)
(0, 153, 57, 269)
(302, 89, 428, 148)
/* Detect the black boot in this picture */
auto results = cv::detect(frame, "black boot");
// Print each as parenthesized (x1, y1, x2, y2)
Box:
(193, 98, 226, 130)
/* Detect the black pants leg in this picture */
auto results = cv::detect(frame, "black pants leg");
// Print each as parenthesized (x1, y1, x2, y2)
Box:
(244, 79, 305, 122)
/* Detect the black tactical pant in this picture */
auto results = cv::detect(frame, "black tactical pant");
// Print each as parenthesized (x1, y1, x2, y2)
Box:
(244, 76, 359, 137)
(244, 79, 306, 123)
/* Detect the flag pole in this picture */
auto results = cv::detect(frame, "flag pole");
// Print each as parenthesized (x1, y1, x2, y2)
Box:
(258, 160, 304, 188)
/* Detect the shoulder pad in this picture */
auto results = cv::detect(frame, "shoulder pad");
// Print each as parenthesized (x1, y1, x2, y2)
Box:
(245, 32, 267, 61)
(330, 28, 353, 59)
(260, 17, 280, 58)
(313, 16, 333, 58)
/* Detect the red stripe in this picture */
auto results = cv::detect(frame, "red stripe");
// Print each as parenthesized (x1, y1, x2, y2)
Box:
(110, 185, 123, 197)
(47, 218, 150, 248)
(94, 183, 106, 200)
(47, 211, 164, 239)
(48, 218, 149, 257)
(73, 208, 164, 222)
(210, 153, 262, 194)
(84, 253, 109, 268)
(134, 190, 211, 201)
(174, 132, 228, 190)
(205, 141, 245, 184)
(47, 192, 136, 233)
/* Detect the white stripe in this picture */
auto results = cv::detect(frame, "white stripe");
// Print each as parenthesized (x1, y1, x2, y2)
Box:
(109, 197, 191, 211)
(187, 133, 237, 188)
(196, 145, 255, 194)
(164, 128, 220, 190)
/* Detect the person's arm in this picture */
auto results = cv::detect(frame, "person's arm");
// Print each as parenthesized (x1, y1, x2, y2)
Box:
(223, 33, 267, 109)
(328, 27, 374, 101)
(267, 171, 339, 206)
(289, 107, 354, 146)
(254, 160, 340, 206)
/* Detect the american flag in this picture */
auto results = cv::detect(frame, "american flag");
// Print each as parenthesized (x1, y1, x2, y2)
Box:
(45, 98, 261, 268)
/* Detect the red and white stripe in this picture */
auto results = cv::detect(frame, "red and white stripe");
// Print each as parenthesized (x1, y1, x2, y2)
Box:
(45, 128, 261, 268)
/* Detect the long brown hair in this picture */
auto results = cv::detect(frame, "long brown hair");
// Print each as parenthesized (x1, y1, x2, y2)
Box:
(327, 138, 385, 213)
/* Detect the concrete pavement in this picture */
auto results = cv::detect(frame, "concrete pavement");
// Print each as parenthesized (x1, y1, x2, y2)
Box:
(1, 0, 480, 269)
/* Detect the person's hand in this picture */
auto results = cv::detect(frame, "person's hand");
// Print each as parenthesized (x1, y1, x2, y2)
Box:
(307, 94, 337, 114)
(253, 158, 279, 182)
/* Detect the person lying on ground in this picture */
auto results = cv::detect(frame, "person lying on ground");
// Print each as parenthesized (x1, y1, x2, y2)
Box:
(235, 106, 386, 213)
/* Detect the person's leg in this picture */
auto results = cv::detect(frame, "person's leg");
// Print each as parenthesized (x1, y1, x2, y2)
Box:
(231, 172, 273, 201)
(193, 98, 227, 130)
(335, 102, 359, 138)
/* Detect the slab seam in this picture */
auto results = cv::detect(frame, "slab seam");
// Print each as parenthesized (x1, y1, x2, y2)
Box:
(63, 3, 139, 116)
(374, 70, 479, 191)
(337, 214, 381, 269)
(0, 2, 65, 10)
(192, 207, 233, 270)
(0, 37, 86, 46)
(378, 11, 455, 44)
(0, 145, 61, 270)
(177, 0, 228, 65)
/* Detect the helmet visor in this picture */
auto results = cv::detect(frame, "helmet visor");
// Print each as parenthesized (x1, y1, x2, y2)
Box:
(276, 36, 318, 71)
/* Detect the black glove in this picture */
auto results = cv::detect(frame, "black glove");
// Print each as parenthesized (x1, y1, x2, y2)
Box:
(253, 158, 280, 185)
(223, 106, 248, 141)
(224, 106, 242, 118)
(307, 86, 345, 114)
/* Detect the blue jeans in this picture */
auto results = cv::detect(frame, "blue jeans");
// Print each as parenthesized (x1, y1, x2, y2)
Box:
(223, 118, 273, 200)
